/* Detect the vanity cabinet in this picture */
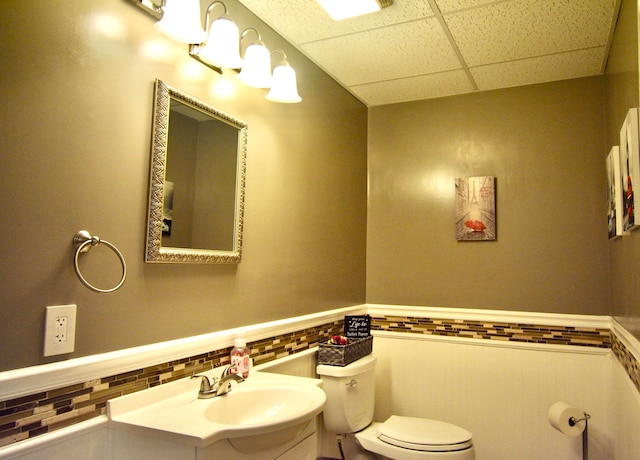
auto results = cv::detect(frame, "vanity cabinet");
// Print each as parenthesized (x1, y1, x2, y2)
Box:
(196, 419, 317, 460)
(110, 418, 318, 460)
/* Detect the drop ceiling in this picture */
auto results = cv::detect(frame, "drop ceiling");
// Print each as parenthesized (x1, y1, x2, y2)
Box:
(237, 0, 621, 106)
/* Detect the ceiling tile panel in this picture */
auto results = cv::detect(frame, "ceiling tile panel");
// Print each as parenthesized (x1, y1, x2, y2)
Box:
(237, 0, 435, 44)
(471, 48, 606, 91)
(351, 70, 475, 106)
(444, 0, 617, 66)
(301, 18, 462, 86)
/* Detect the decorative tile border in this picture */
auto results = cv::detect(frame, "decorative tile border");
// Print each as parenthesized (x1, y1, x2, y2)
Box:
(0, 320, 344, 448)
(612, 332, 640, 394)
(370, 315, 612, 348)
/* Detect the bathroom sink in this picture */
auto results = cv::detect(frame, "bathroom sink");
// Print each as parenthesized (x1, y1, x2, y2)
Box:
(107, 370, 326, 448)
(204, 384, 321, 427)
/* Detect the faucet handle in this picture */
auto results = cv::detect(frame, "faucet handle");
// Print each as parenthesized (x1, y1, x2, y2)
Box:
(221, 364, 239, 377)
(191, 374, 213, 392)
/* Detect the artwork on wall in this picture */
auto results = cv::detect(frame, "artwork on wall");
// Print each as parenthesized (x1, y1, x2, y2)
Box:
(607, 146, 623, 239)
(619, 108, 640, 232)
(455, 176, 496, 241)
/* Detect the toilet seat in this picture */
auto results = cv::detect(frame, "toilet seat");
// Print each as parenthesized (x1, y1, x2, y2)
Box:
(356, 422, 475, 460)
(377, 416, 473, 452)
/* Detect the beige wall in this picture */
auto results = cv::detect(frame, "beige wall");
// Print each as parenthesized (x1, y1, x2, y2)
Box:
(2, 0, 639, 372)
(367, 77, 609, 315)
(366, 0, 640, 323)
(0, 0, 367, 371)
(606, 0, 640, 336)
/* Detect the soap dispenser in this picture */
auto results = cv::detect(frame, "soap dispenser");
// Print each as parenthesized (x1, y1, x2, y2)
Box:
(230, 334, 250, 378)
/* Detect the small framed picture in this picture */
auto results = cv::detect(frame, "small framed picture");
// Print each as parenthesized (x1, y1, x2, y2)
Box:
(607, 146, 623, 238)
(455, 176, 496, 241)
(619, 108, 640, 232)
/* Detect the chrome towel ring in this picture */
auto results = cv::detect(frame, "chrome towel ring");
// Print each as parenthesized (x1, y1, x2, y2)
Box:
(73, 230, 127, 293)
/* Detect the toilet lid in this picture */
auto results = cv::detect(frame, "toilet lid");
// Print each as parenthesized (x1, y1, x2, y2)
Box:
(377, 416, 473, 452)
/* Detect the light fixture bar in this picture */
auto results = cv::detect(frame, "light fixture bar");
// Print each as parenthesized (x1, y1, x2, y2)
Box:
(127, 0, 305, 102)
(128, 0, 163, 20)
(316, 0, 392, 21)
(189, 45, 224, 74)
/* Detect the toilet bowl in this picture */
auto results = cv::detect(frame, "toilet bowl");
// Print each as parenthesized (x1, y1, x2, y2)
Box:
(317, 355, 475, 460)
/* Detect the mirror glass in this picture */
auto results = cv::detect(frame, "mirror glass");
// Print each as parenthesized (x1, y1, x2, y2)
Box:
(145, 79, 247, 263)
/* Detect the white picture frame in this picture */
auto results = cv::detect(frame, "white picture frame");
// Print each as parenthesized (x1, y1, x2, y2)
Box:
(619, 108, 640, 232)
(607, 146, 623, 238)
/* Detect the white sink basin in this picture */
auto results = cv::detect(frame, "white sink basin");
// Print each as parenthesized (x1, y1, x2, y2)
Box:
(204, 383, 321, 427)
(107, 370, 326, 448)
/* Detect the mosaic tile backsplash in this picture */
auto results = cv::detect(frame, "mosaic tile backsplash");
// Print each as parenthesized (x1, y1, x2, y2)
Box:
(0, 313, 637, 450)
(612, 332, 640, 394)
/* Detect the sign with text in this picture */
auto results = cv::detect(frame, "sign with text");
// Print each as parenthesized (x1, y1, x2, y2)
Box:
(345, 315, 371, 338)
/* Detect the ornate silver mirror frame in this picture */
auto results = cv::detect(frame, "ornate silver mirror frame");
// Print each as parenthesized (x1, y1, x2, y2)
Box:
(145, 79, 247, 264)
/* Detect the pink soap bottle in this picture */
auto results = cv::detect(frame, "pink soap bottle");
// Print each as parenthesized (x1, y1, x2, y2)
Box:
(230, 335, 250, 378)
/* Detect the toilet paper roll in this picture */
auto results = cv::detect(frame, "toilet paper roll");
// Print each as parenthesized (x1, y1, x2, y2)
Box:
(548, 401, 586, 437)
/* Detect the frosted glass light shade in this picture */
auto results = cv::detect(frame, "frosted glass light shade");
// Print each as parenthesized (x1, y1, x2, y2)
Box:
(266, 65, 302, 103)
(316, 0, 380, 20)
(155, 0, 207, 44)
(237, 43, 271, 88)
(198, 17, 243, 69)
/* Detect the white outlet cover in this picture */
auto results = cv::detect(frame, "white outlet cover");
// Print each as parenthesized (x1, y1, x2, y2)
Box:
(44, 304, 77, 356)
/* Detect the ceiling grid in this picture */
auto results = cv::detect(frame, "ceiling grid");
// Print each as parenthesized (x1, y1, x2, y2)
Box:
(238, 0, 621, 106)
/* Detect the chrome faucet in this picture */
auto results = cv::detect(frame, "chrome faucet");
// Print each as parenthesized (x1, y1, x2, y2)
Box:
(191, 367, 244, 399)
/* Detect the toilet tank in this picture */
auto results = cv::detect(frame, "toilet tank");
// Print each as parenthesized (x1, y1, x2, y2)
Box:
(316, 354, 377, 434)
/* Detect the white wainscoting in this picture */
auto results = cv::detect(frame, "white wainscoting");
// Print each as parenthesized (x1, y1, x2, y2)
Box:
(255, 348, 319, 378)
(0, 417, 109, 460)
(370, 332, 613, 460)
(611, 358, 640, 458)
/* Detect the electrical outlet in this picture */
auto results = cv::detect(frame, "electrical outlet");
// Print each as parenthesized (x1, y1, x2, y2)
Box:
(44, 304, 77, 356)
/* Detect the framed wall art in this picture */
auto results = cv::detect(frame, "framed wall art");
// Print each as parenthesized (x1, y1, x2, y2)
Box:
(455, 176, 496, 241)
(607, 146, 623, 239)
(619, 108, 640, 232)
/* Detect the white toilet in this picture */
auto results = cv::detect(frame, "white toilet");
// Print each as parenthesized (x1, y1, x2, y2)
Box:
(317, 355, 475, 460)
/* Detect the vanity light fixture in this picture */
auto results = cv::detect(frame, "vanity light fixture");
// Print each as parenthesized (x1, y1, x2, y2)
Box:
(189, 1, 243, 71)
(315, 0, 393, 20)
(265, 50, 301, 103)
(237, 28, 272, 89)
(128, 0, 303, 103)
(154, 0, 207, 44)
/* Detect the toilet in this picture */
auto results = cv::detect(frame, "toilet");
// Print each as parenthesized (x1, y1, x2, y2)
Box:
(317, 355, 475, 460)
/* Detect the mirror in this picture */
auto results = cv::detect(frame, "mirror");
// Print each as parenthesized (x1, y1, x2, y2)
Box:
(145, 79, 247, 263)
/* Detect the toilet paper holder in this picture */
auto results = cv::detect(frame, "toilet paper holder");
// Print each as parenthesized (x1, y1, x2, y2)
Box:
(568, 412, 591, 427)
(549, 402, 591, 460)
